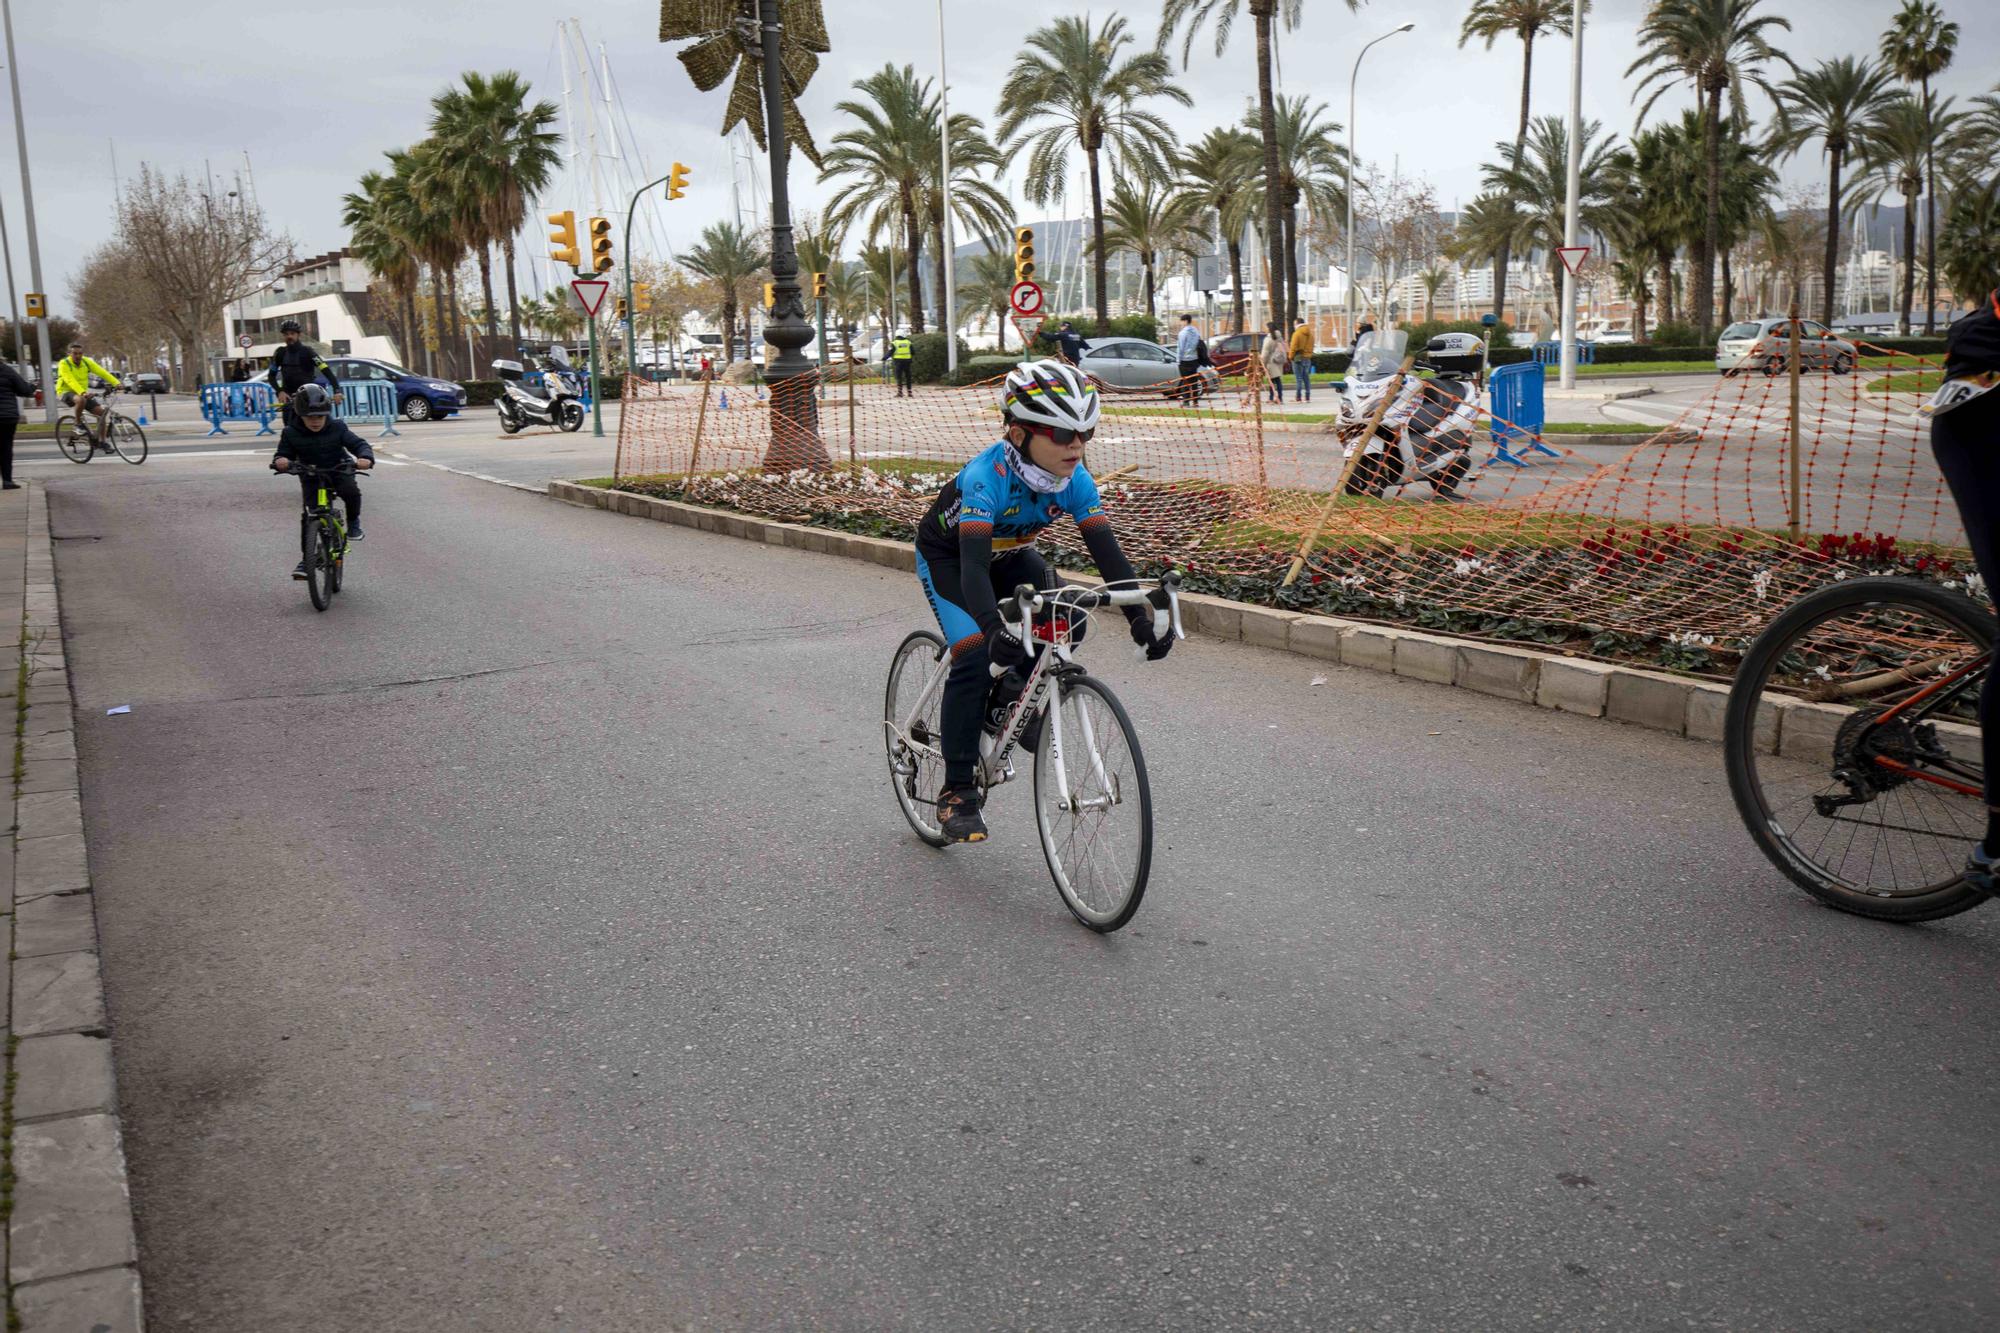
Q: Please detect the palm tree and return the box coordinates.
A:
[995,14,1190,333]
[428,71,561,351]
[1860,93,1964,334]
[968,242,1019,353]
[1158,0,1358,340]
[1449,193,1519,315]
[681,221,768,364]
[1937,170,2000,302]
[1880,0,1958,332]
[1713,118,1779,322]
[1612,116,1704,331]
[1480,116,1620,296]
[381,146,463,376]
[1418,267,1449,323]
[917,112,1011,327]
[1173,127,1259,333]
[1628,0,1793,338]
[341,171,421,366]
[1458,0,1585,323]
[1097,179,1205,318]
[1230,94,1346,327]
[1768,57,1897,326]
[821,65,936,333]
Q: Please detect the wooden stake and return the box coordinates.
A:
[1787,303,1803,539]
[682,365,716,491]
[1282,354,1415,587]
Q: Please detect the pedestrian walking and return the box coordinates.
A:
[1260,322,1289,403]
[1175,314,1201,405]
[1289,317,1315,403]
[0,357,32,489]
[892,330,914,397]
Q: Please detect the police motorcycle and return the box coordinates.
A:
[1335,330,1483,499]
[493,346,587,434]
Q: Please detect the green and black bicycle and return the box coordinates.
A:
[285,462,361,612]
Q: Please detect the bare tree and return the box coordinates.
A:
[71,241,176,372]
[116,165,292,382]
[1355,168,1442,322]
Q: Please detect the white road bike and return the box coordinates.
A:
[883,572,1184,932]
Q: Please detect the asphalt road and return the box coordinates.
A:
[47,456,2000,1330]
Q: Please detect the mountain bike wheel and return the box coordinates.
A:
[302,520,331,613]
[109,415,147,464]
[325,515,344,596]
[1033,673,1152,932]
[1725,576,1992,921]
[885,630,949,847]
[56,417,92,464]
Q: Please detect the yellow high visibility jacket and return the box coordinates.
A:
[892,337,913,360]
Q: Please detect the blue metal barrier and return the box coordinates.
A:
[334,381,401,438]
[199,382,276,436]
[1487,362,1560,468]
[1531,340,1597,365]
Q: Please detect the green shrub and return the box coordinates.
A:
[1401,317,1516,354]
[1030,312,1162,352]
[908,332,971,383]
[1649,320,1701,346]
[951,354,1024,386]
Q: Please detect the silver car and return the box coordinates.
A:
[1078,337,1221,399]
[1716,318,1858,376]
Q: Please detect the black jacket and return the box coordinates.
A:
[0,362,33,422]
[264,341,339,394]
[274,418,374,470]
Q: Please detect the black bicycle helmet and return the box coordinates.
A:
[293,383,333,416]
[279,318,302,334]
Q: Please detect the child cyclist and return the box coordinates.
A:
[915,359,1173,843]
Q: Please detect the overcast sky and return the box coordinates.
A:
[6,0,1997,312]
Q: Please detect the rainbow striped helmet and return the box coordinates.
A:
[1000,358,1099,434]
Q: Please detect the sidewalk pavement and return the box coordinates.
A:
[0,483,144,1330]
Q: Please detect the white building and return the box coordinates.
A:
[217,250,401,377]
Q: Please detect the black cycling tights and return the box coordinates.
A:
[298,474,362,549]
[925,549,1056,790]
[1929,397,2000,805]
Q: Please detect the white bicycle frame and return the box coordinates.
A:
[887,576,1185,800]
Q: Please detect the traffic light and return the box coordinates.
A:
[615,297,629,319]
[588,217,614,274]
[762,282,777,311]
[634,282,653,313]
[547,211,579,268]
[666,162,691,200]
[1013,226,1035,283]
[812,271,828,301]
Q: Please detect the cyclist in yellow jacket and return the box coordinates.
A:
[56,343,120,446]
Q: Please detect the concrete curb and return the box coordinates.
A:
[547,480,1806,754]
[7,485,144,1331]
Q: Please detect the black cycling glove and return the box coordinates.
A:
[1131,617,1173,661]
[987,627,1030,672]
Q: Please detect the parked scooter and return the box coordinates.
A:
[493,347,587,434]
[1336,330,1481,499]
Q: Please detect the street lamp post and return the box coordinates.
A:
[1557,0,1585,390]
[622,170,678,366]
[937,0,956,375]
[2,0,54,422]
[1345,23,1413,348]
[754,0,826,469]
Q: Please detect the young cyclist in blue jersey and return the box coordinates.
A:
[914,359,1174,843]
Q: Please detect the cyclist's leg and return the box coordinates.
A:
[915,552,988,791]
[1930,411,2000,852]
[334,474,362,529]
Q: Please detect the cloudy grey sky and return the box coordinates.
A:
[6,0,1997,311]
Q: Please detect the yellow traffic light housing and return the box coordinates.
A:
[762,282,777,311]
[666,162,691,200]
[634,282,653,313]
[615,297,629,319]
[547,210,580,268]
[588,217,614,275]
[812,271,828,300]
[1013,226,1035,283]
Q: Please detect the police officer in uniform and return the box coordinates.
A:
[892,330,914,397]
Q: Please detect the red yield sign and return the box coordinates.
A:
[1557,246,1591,278]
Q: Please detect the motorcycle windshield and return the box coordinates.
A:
[546,346,575,370]
[1350,329,1408,381]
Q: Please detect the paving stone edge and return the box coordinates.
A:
[6,484,144,1330]
[548,479,1781,753]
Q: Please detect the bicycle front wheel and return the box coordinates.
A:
[325,513,345,596]
[109,414,147,464]
[1725,576,1992,921]
[56,417,92,464]
[1034,673,1152,932]
[885,630,949,847]
[303,520,331,612]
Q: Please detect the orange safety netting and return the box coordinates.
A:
[608,342,1968,676]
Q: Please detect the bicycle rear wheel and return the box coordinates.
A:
[1725,576,1991,921]
[302,519,331,612]
[109,414,147,464]
[1034,673,1152,931]
[885,630,949,847]
[56,417,92,464]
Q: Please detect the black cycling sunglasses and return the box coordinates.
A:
[1028,423,1094,446]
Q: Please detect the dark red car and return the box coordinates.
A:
[1207,331,1262,377]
